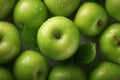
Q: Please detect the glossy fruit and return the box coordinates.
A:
[74,2,108,36]
[14,50,49,80]
[44,0,80,16]
[14,0,48,29]
[48,63,87,80]
[0,0,15,19]
[100,23,120,64]
[0,67,13,80]
[0,21,21,63]
[37,16,80,61]
[89,61,120,80]
[74,42,96,64]
[14,0,48,47]
[106,0,120,22]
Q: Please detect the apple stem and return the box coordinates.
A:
[97,20,103,27]
[54,32,61,39]
[113,35,120,45]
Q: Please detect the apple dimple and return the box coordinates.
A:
[113,35,120,45]
[54,31,61,39]
[97,19,103,27]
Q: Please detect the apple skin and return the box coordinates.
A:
[14,50,49,80]
[100,23,120,64]
[89,61,120,80]
[44,0,80,17]
[106,0,120,22]
[48,63,87,80]
[74,2,108,36]
[0,0,15,19]
[0,67,13,80]
[0,21,21,63]
[14,0,48,29]
[37,16,80,61]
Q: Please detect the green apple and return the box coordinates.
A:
[0,67,13,80]
[14,50,49,80]
[100,23,120,64]
[106,0,120,22]
[74,2,108,36]
[37,16,80,61]
[44,0,80,16]
[0,0,15,19]
[14,0,48,29]
[89,61,120,80]
[48,63,87,80]
[14,0,48,47]
[0,21,21,63]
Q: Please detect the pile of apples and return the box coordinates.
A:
[0,0,120,80]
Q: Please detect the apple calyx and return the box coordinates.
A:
[97,20,103,27]
[54,31,61,39]
[113,35,120,45]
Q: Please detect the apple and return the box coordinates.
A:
[74,2,108,36]
[14,0,48,29]
[100,23,120,64]
[48,63,87,80]
[0,67,13,80]
[44,0,80,17]
[105,0,120,22]
[14,50,49,80]
[37,16,80,61]
[14,0,48,47]
[89,61,120,80]
[0,0,15,19]
[0,21,21,63]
